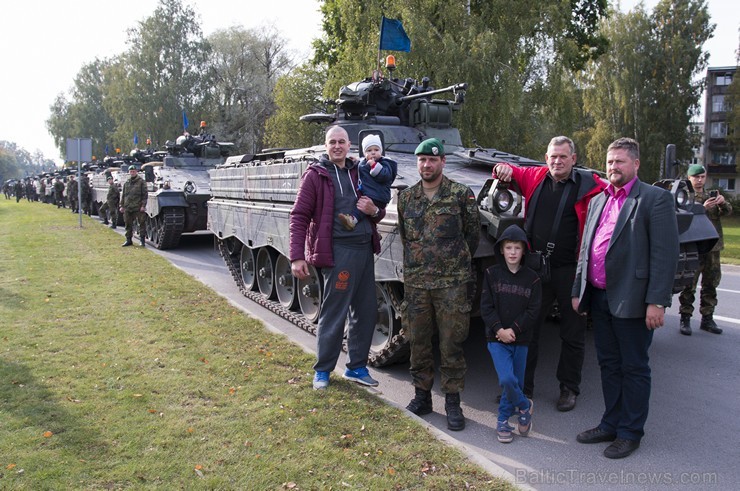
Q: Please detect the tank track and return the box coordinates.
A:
[156,208,186,250]
[216,239,410,367]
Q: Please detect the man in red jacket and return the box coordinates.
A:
[492,136,606,411]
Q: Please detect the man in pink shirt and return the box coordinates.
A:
[571,138,679,459]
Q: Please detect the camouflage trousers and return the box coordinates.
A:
[123,209,146,241]
[679,250,722,317]
[99,201,119,225]
[402,283,471,394]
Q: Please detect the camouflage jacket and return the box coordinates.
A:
[696,189,732,252]
[106,183,121,207]
[121,175,148,211]
[398,175,480,289]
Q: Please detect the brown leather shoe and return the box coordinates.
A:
[557,387,576,412]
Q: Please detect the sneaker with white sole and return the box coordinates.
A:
[313,371,330,390]
[343,366,379,387]
[518,398,533,436]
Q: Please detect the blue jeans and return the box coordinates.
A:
[488,342,530,421]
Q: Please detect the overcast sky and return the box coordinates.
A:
[0,0,736,165]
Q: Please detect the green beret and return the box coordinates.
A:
[687,164,706,176]
[415,138,445,157]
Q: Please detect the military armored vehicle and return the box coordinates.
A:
[207,67,718,367]
[90,155,137,226]
[140,133,233,249]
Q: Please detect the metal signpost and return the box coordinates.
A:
[65,138,92,227]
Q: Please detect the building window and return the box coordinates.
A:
[712,94,728,113]
[717,178,736,191]
[715,74,733,86]
[710,122,728,138]
[712,152,736,166]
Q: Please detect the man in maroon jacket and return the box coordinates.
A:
[492,136,606,411]
[290,126,385,391]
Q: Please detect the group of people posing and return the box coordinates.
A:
[289,128,729,460]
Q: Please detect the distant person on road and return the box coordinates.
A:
[338,134,397,230]
[66,175,79,213]
[120,165,147,247]
[98,177,120,228]
[53,177,65,208]
[572,137,679,459]
[289,126,385,391]
[492,136,606,412]
[398,137,480,431]
[678,164,732,335]
[480,224,541,443]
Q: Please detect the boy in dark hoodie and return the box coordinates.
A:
[480,224,542,443]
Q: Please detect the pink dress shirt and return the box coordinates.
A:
[587,177,638,289]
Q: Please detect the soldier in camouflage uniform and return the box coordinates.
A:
[53,177,65,208]
[120,165,148,247]
[98,177,120,228]
[678,164,732,335]
[398,137,480,431]
[80,174,92,215]
[66,176,79,213]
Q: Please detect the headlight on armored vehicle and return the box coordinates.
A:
[184,181,196,194]
[675,188,690,207]
[493,189,514,213]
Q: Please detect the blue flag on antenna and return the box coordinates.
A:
[134,132,139,145]
[379,16,411,52]
[182,110,189,130]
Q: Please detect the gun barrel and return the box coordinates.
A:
[398,83,468,102]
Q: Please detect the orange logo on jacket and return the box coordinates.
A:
[336,270,351,290]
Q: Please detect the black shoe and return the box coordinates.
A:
[140,236,146,247]
[604,438,640,459]
[680,315,692,336]
[406,388,432,416]
[557,387,577,412]
[122,240,133,247]
[577,427,617,444]
[109,224,116,229]
[103,220,109,225]
[445,392,465,431]
[700,316,723,334]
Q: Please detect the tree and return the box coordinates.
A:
[206,26,293,153]
[264,61,328,148]
[578,0,713,180]
[103,0,211,152]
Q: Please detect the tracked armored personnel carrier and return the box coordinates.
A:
[139,134,234,249]
[208,69,718,367]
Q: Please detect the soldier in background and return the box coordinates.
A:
[14,180,23,202]
[398,137,480,431]
[39,178,46,203]
[53,177,65,208]
[678,164,733,335]
[119,165,147,247]
[66,175,79,213]
[80,174,92,215]
[98,177,120,228]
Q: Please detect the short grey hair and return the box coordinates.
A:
[548,136,575,155]
[607,137,640,160]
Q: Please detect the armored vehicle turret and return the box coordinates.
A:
[139,132,234,249]
[208,68,717,367]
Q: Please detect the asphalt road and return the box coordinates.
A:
[142,232,739,490]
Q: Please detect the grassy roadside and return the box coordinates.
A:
[720,215,740,265]
[0,199,513,490]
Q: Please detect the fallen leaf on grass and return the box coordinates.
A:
[195,464,203,470]
[133,394,143,398]
[187,427,194,434]
[66,396,81,403]
[283,482,298,489]
[228,387,236,395]
[199,357,208,364]
[6,464,16,470]
[43,431,53,438]
[387,467,396,475]
[340,434,352,440]
[148,409,157,414]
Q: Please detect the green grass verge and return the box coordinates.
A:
[720,215,740,265]
[0,200,514,490]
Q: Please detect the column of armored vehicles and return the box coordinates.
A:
[53,69,717,368]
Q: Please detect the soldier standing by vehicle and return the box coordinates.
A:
[398,137,480,431]
[66,175,79,213]
[53,177,65,208]
[120,165,147,247]
[14,180,23,202]
[98,177,120,228]
[80,174,92,215]
[678,164,732,335]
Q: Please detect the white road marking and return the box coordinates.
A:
[717,288,740,294]
[713,315,740,326]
